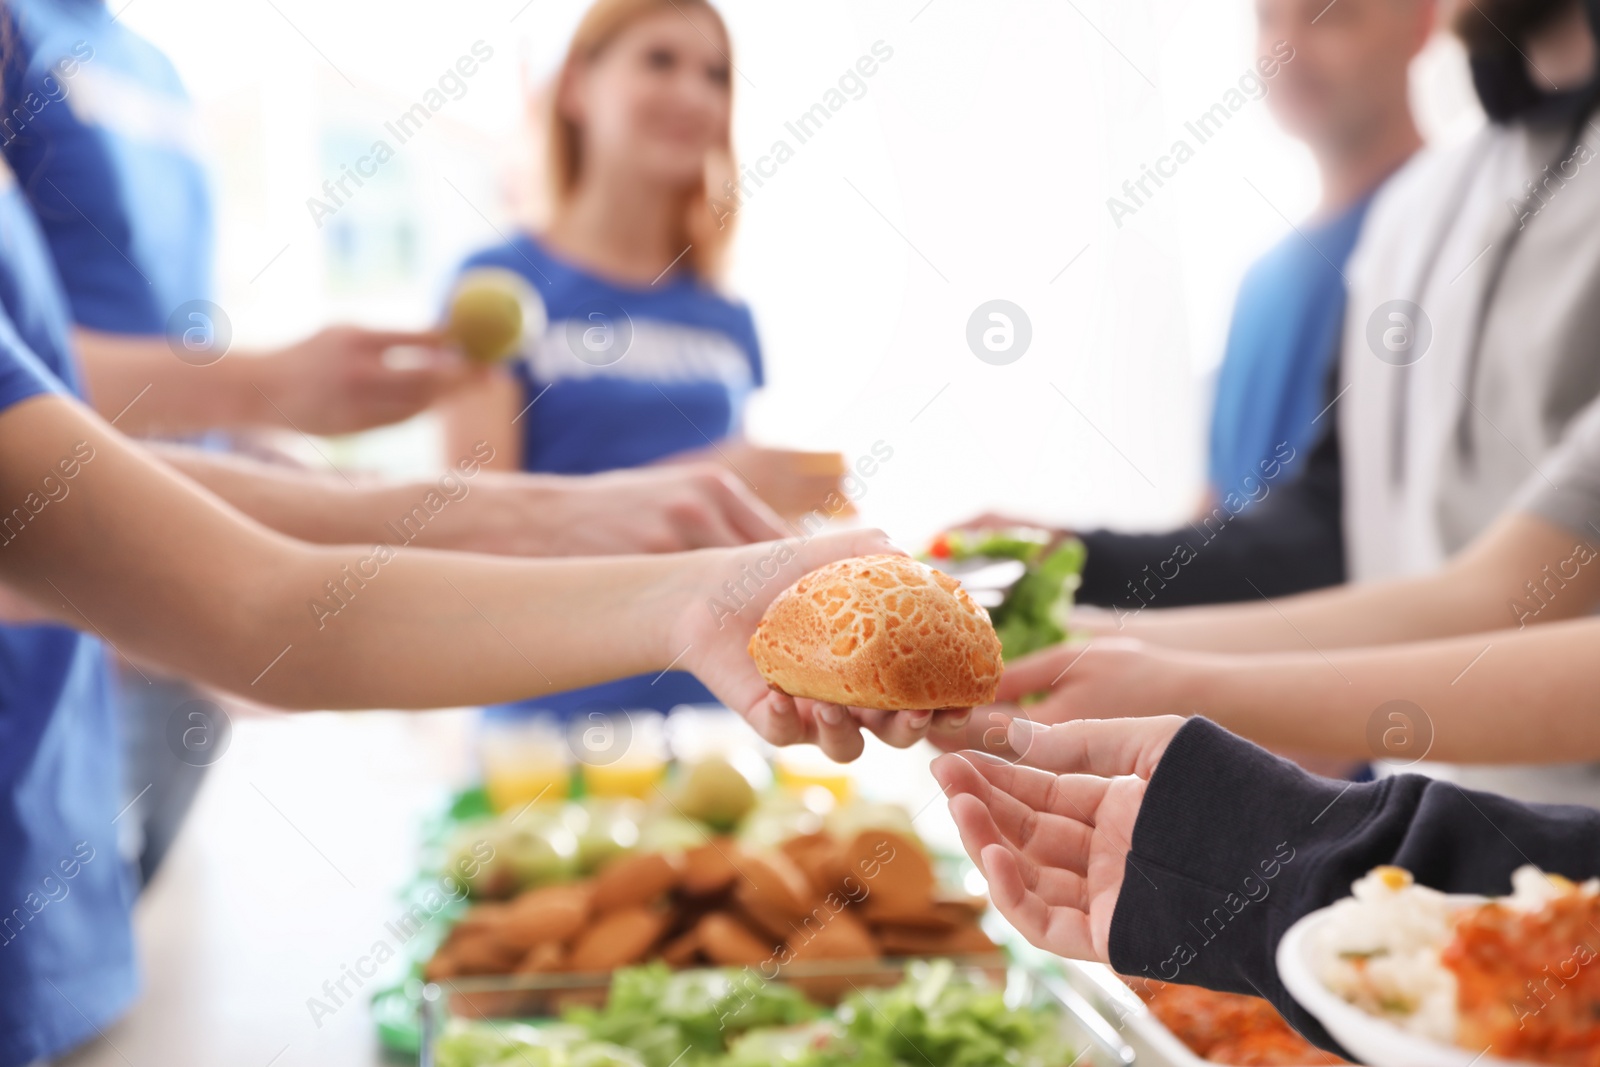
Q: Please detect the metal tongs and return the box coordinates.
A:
[927,557,1027,610]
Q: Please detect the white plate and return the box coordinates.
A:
[1276,897,1538,1067]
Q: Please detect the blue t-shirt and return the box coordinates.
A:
[0,177,136,1067]
[1207,194,1373,495]
[2,0,213,335]
[458,235,763,716]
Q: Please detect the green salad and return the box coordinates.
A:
[434,961,1076,1067]
[926,529,1086,661]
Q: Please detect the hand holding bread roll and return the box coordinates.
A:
[749,555,1003,710]
[674,533,978,762]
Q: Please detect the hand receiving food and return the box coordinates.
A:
[676,537,984,762]
[932,715,1186,963]
[930,638,1204,757]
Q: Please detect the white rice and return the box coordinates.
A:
[1305,866,1600,1045]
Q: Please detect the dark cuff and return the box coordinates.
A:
[1106,718,1386,1053]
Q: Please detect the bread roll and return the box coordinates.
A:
[748,555,1002,710]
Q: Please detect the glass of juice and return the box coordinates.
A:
[479,714,572,813]
[574,709,668,799]
[774,743,855,807]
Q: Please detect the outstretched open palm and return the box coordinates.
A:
[932,715,1185,962]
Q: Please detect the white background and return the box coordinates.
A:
[124,0,1483,545]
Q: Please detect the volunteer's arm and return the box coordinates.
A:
[1075,415,1347,611]
[933,716,1600,1053]
[0,393,906,760]
[1088,390,1600,653]
[75,326,473,436]
[435,365,523,472]
[1083,511,1597,652]
[147,444,788,555]
[962,600,1600,763]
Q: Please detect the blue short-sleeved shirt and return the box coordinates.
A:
[2,0,213,335]
[1207,194,1373,496]
[459,235,763,716]
[0,173,136,1067]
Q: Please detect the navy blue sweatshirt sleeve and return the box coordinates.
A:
[1076,412,1345,610]
[1107,718,1600,1053]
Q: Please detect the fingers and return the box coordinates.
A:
[1008,715,1186,780]
[357,328,454,352]
[706,473,789,543]
[806,701,866,763]
[858,707,933,748]
[741,691,812,748]
[670,497,743,550]
[934,753,1103,860]
[979,842,1099,961]
[946,793,1089,915]
[788,528,905,577]
[925,707,977,753]
[993,643,1085,702]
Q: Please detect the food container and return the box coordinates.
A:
[419,957,1134,1067]
[1276,896,1527,1067]
[1064,960,1349,1067]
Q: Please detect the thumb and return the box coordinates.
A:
[994,642,1088,701]
[788,528,905,573]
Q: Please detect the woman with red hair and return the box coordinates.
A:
[440,0,847,718]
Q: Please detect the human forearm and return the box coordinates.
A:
[2,396,699,707]
[1110,513,1598,653]
[1110,570,1461,652]
[76,329,274,433]
[1185,618,1600,761]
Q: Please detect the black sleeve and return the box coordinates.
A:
[1107,718,1600,1054]
[1075,417,1345,609]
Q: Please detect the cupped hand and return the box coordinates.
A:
[262,326,473,435]
[929,638,1200,759]
[932,715,1185,962]
[676,529,968,761]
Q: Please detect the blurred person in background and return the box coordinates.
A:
[0,0,471,440]
[959,0,1600,809]
[437,0,849,719]
[966,0,1434,608]
[943,387,1600,773]
[0,0,480,889]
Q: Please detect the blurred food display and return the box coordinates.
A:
[431,960,1082,1067]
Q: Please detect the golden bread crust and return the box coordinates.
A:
[747,555,1003,710]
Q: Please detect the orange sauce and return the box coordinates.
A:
[1124,976,1350,1065]
[1444,892,1600,1065]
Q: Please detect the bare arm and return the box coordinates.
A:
[147,444,787,555]
[76,326,473,436]
[436,365,522,472]
[974,613,1600,765]
[1085,513,1600,651]
[0,393,910,763]
[1174,621,1600,761]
